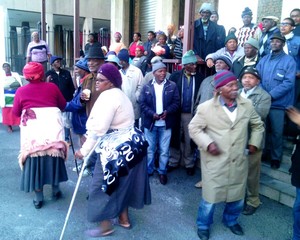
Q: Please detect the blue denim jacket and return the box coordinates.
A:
[286,35,300,74]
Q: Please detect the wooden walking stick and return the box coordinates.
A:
[59,138,100,240]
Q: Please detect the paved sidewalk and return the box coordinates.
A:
[0,124,294,240]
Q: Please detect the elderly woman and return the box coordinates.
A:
[26,31,52,72]
[0,62,22,132]
[109,32,127,55]
[75,63,151,237]
[153,33,171,59]
[12,62,68,209]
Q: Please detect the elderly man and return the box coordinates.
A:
[193,2,225,60]
[140,62,180,185]
[259,16,280,57]
[195,55,232,108]
[168,50,204,175]
[118,49,144,127]
[257,33,296,169]
[79,45,106,176]
[46,56,74,102]
[65,58,90,147]
[46,56,75,144]
[206,33,244,69]
[26,31,51,72]
[81,44,106,117]
[193,55,232,188]
[239,67,271,215]
[236,7,261,47]
[232,37,260,78]
[189,70,264,240]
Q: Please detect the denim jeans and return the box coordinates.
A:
[144,126,171,175]
[196,198,244,230]
[293,187,300,240]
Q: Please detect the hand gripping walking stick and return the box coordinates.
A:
[59,139,100,240]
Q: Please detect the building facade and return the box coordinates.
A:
[0,0,297,74]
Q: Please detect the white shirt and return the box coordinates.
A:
[152,78,166,126]
[240,86,257,99]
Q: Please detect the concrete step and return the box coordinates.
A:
[283,136,295,164]
[260,150,292,165]
[282,153,292,165]
[261,161,291,184]
[259,173,295,208]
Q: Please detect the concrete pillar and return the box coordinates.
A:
[0,6,8,64]
[110,0,130,47]
[82,17,93,47]
[155,0,180,34]
[45,13,54,56]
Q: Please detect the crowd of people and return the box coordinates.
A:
[0,2,300,240]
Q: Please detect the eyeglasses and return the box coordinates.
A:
[95,78,109,83]
[280,22,292,26]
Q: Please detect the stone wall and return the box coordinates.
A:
[256,0,283,23]
[194,0,219,20]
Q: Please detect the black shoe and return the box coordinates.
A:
[186,167,195,176]
[197,229,209,240]
[52,191,62,200]
[33,200,43,209]
[228,223,244,235]
[159,174,168,185]
[271,160,280,169]
[167,165,179,172]
[242,204,257,215]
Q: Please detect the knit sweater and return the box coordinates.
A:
[13,82,66,117]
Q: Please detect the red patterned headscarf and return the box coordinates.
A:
[23,62,44,82]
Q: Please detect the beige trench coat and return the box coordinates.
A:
[188,95,264,204]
